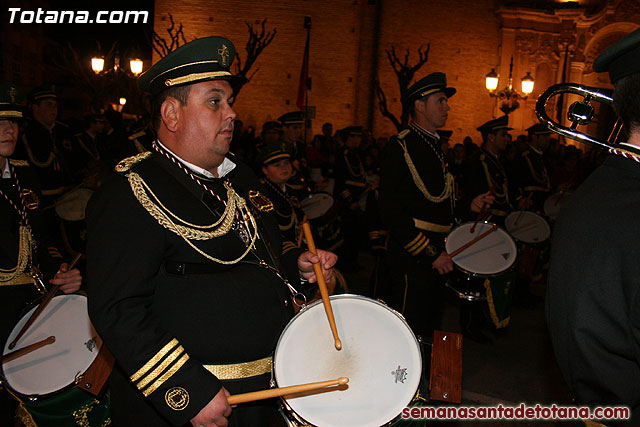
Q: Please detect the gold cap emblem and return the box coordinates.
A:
[218,45,230,67]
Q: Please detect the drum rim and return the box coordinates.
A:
[504,211,551,244]
[273,294,423,427]
[446,221,518,277]
[1,293,101,400]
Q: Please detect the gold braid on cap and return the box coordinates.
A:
[0,226,33,283]
[397,139,454,203]
[127,172,258,264]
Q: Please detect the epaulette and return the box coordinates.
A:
[129,130,146,140]
[397,129,410,140]
[9,159,29,167]
[115,152,152,173]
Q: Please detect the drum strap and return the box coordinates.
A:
[203,356,272,380]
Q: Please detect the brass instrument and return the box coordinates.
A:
[536,83,623,149]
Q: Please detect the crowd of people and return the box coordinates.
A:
[1,27,639,426]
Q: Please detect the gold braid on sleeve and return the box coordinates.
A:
[398,140,454,203]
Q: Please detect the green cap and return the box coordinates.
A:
[138,36,243,95]
[0,83,24,119]
[261,141,291,165]
[477,115,512,133]
[525,123,552,135]
[278,111,304,126]
[402,72,456,106]
[28,83,56,103]
[593,28,640,84]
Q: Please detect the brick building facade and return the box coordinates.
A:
[153,0,640,145]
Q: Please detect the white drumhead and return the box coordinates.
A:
[274,295,421,427]
[55,188,93,221]
[3,294,101,396]
[505,211,550,243]
[301,193,334,219]
[445,222,517,276]
[543,192,571,220]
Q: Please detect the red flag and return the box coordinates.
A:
[296,30,310,111]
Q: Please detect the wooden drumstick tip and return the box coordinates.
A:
[337,376,349,385]
[334,338,342,351]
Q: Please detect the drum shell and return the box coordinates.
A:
[274,295,422,427]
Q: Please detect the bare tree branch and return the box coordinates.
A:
[377,43,431,130]
[150,14,188,58]
[233,19,277,96]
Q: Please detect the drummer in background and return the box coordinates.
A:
[456,116,518,341]
[547,28,640,421]
[334,126,368,272]
[0,83,82,424]
[259,141,305,255]
[513,123,552,213]
[378,72,493,341]
[86,36,336,427]
[277,111,310,202]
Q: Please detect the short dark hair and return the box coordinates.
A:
[151,85,192,131]
[613,73,640,133]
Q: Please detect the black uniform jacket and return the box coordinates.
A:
[1,161,62,343]
[547,147,640,420]
[334,148,367,205]
[461,148,512,222]
[378,125,454,262]
[87,151,299,425]
[514,145,550,212]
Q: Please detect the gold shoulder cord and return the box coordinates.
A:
[397,139,454,203]
[127,172,258,264]
[524,153,550,187]
[21,134,55,168]
[480,157,508,202]
[0,226,33,282]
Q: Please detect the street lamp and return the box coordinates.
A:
[91,57,105,73]
[130,59,143,75]
[486,56,535,115]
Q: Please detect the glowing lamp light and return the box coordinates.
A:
[119,98,127,106]
[485,69,499,91]
[521,72,535,95]
[91,57,105,73]
[130,59,143,75]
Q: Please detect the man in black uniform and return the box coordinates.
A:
[378,72,492,339]
[333,126,368,270]
[546,28,640,423]
[514,123,552,213]
[86,37,336,427]
[0,83,82,424]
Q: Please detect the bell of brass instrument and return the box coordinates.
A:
[536,83,623,149]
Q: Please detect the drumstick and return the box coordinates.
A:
[2,336,55,364]
[448,223,498,259]
[296,215,308,248]
[514,193,533,225]
[470,185,496,234]
[301,222,342,351]
[227,377,349,405]
[8,253,82,350]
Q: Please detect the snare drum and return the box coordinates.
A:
[543,191,571,221]
[55,188,93,222]
[2,294,110,426]
[445,221,517,278]
[275,295,422,427]
[504,211,550,245]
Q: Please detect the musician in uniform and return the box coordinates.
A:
[259,141,304,254]
[378,72,492,340]
[547,28,640,422]
[514,123,552,213]
[333,126,368,270]
[277,111,310,202]
[86,36,337,427]
[452,116,517,340]
[0,83,82,424]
